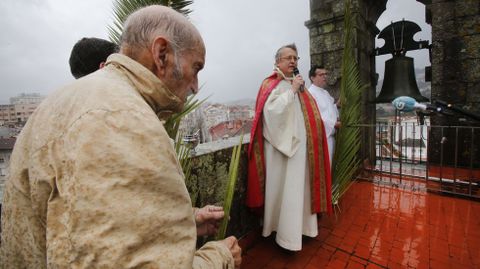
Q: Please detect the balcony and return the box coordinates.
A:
[0,122,478,268]
[185,121,479,268]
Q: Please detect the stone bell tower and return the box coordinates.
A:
[306,0,480,171]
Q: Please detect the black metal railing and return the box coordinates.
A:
[355,120,480,199]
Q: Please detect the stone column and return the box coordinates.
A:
[429,0,480,169]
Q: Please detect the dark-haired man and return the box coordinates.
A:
[308,65,341,166]
[69,37,118,79]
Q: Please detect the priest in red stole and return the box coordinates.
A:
[247,43,332,251]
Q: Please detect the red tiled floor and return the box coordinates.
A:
[240,179,480,269]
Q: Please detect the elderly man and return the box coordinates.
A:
[308,65,341,166]
[0,5,241,269]
[247,44,332,251]
[69,37,119,79]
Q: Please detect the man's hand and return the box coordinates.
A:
[292,74,304,93]
[222,236,242,269]
[335,121,342,129]
[195,205,224,236]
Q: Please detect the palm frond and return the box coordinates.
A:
[108,0,193,44]
[164,95,208,140]
[331,0,366,204]
[216,134,244,240]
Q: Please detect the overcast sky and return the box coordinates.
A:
[0,0,430,104]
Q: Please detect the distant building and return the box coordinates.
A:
[203,104,229,128]
[176,102,255,143]
[0,104,16,124]
[228,105,253,121]
[0,137,16,201]
[209,120,253,142]
[0,93,45,126]
[10,93,45,105]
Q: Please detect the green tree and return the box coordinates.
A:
[108,0,193,44]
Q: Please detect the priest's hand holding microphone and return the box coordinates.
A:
[292,67,305,93]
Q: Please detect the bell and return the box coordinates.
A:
[375,55,429,103]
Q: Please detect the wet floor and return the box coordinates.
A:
[241,180,480,268]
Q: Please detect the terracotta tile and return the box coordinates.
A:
[342,236,360,247]
[332,250,351,262]
[389,248,409,266]
[354,245,371,260]
[430,249,450,264]
[429,259,451,269]
[368,255,388,268]
[304,264,321,269]
[345,260,365,269]
[265,260,286,269]
[326,234,344,247]
[307,255,330,268]
[332,228,349,239]
[240,181,480,269]
[386,261,404,269]
[349,255,368,266]
[318,228,331,242]
[326,259,348,269]
[365,263,383,269]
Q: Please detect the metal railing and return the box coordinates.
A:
[356,120,480,199]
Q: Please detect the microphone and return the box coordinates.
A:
[392,96,436,112]
[292,67,304,92]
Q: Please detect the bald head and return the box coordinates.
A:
[118,5,206,106]
[120,5,203,54]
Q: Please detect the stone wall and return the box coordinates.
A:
[428,0,480,168]
[187,137,258,240]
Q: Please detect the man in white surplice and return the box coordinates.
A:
[308,66,341,165]
[247,44,333,251]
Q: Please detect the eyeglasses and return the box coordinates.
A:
[316,72,328,77]
[279,56,300,62]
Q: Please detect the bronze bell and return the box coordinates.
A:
[375,54,429,103]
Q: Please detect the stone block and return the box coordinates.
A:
[310,33,344,54]
[466,82,480,104]
[463,35,480,59]
[432,2,455,23]
[462,58,480,82]
[432,20,456,41]
[454,0,480,17]
[456,16,480,36]
[432,81,467,103]
[431,40,445,63]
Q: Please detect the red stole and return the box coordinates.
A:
[247,73,332,214]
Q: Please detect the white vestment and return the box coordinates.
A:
[308,84,339,166]
[261,80,318,251]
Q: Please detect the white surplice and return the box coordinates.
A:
[261,80,318,251]
[308,84,339,166]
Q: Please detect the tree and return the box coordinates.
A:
[108,0,193,44]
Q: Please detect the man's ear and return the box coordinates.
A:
[152,36,169,75]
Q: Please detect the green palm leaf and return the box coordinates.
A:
[216,134,244,240]
[331,0,367,204]
[164,94,208,140]
[108,0,193,44]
